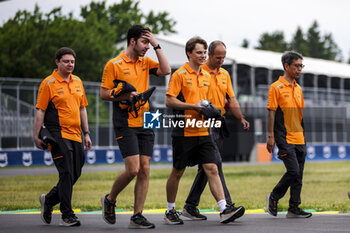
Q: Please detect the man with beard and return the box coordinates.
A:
[100,25,170,228]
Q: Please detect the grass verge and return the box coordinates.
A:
[0,161,349,212]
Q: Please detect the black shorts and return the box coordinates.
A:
[172,136,217,170]
[114,127,155,158]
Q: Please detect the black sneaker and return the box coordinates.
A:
[220,204,245,224]
[60,214,81,226]
[182,205,207,220]
[39,194,53,224]
[101,194,116,224]
[286,208,312,218]
[266,193,278,216]
[128,213,155,229]
[164,208,184,225]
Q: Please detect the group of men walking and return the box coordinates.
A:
[34,24,311,228]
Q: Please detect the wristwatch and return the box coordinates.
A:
[153,44,161,51]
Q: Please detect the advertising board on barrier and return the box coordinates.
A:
[271,144,350,162]
[0,144,349,167]
[0,146,174,167]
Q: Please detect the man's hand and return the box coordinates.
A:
[266,136,275,153]
[193,101,203,112]
[34,136,46,150]
[143,31,158,47]
[199,102,222,119]
[241,118,250,131]
[84,134,92,151]
[127,91,138,102]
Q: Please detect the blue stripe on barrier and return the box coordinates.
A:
[271,144,350,161]
[0,146,173,167]
[1,144,349,167]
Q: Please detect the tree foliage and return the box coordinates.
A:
[251,20,343,62]
[80,0,176,44]
[0,0,176,81]
[289,26,308,55]
[241,38,249,48]
[255,31,288,53]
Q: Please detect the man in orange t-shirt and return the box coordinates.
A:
[266,51,311,218]
[183,41,249,221]
[34,47,92,226]
[164,37,239,225]
[100,25,170,229]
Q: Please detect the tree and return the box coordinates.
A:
[255,31,288,52]
[0,5,116,81]
[0,0,176,80]
[241,38,249,48]
[289,26,309,56]
[322,33,342,61]
[253,21,343,62]
[81,0,176,44]
[306,21,325,59]
[305,21,342,61]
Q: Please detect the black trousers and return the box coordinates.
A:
[45,135,85,218]
[185,126,232,207]
[272,143,306,210]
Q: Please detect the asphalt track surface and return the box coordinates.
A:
[1,213,350,233]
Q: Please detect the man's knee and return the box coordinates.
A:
[124,155,141,177]
[138,163,150,178]
[170,168,185,180]
[286,170,299,178]
[58,171,74,184]
[203,163,219,177]
[126,166,140,177]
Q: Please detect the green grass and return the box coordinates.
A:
[1,161,350,212]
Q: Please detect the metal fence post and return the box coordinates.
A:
[0,86,2,149]
[16,85,20,149]
[95,89,99,147]
[109,101,113,147]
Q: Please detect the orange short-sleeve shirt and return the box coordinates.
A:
[36,69,88,142]
[101,52,159,127]
[267,76,305,144]
[166,62,211,137]
[202,63,235,115]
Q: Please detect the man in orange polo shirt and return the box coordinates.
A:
[100,24,170,229]
[34,47,92,226]
[164,37,238,225]
[266,51,312,218]
[182,41,249,221]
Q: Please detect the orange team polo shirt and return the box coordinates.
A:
[267,76,305,145]
[36,69,88,143]
[202,63,235,115]
[101,51,159,127]
[166,62,211,137]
